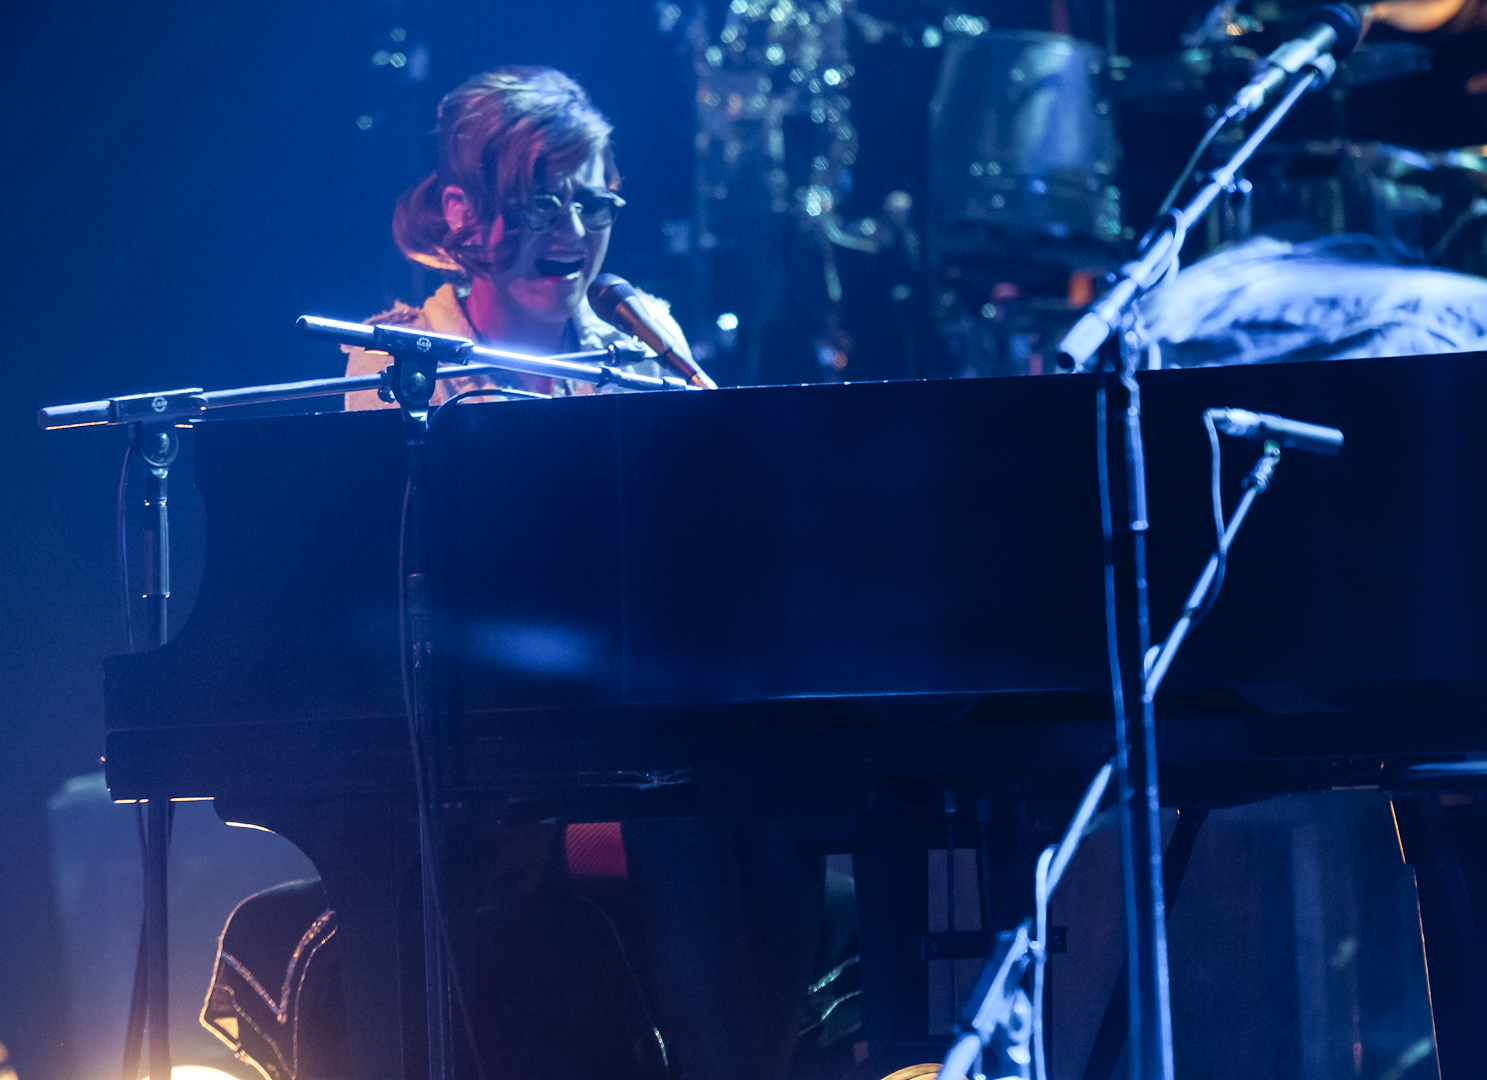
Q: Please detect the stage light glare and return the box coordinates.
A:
[141,1067,239,1080]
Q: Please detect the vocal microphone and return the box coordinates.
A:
[587,274,718,389]
[1226,4,1363,120]
[1208,408,1344,455]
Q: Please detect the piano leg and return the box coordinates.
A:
[854,847,937,1073]
[1391,793,1487,1080]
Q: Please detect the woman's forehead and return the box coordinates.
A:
[536,152,607,194]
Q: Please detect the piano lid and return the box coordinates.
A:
[105,353,1487,744]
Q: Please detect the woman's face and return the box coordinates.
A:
[445,151,612,328]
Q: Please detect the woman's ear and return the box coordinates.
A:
[442,185,472,233]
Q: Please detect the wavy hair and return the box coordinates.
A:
[392,66,618,277]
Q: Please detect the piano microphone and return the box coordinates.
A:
[587,274,718,389]
[1207,408,1344,455]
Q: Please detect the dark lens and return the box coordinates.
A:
[576,191,619,229]
[527,194,564,231]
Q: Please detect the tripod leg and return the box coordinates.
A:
[145,800,170,1080]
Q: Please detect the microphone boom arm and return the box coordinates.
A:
[1059,57,1334,372]
[39,317,696,429]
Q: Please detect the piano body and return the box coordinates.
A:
[103,354,1487,1077]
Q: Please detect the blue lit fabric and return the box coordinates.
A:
[1140,234,1487,367]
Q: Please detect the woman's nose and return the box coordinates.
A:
[554,203,585,239]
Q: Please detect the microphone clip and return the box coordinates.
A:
[1302,51,1338,87]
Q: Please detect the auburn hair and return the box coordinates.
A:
[392,66,619,277]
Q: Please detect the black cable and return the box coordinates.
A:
[572,891,671,1073]
[1189,410,1228,630]
[1154,110,1231,219]
[1096,368,1128,748]
[117,440,135,655]
[397,478,491,1080]
[429,386,549,426]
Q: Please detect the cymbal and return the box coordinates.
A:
[1336,40,1433,86]
[877,1066,943,1080]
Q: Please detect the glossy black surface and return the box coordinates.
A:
[103,353,1487,800]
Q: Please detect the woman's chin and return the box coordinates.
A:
[509,276,585,323]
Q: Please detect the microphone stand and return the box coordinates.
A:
[40,327,690,430]
[1058,56,1335,375]
[1054,56,1335,1080]
[39,319,694,1080]
[1142,443,1282,699]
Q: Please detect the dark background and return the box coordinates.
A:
[0,4,693,1074]
[0,1,1478,1076]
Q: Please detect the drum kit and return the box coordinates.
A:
[920,1,1487,377]
[668,0,1487,381]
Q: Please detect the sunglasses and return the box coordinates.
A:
[504,189,625,233]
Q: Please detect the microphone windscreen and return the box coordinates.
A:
[1316,4,1363,58]
[587,274,638,323]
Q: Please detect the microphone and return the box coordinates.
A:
[1208,408,1344,455]
[587,274,718,389]
[1226,4,1363,119]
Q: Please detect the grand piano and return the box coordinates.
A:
[103,354,1487,1078]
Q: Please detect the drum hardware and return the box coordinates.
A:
[926,29,1124,378]
[928,30,1122,259]
[1430,196,1487,262]
[1411,147,1487,269]
[1234,140,1487,271]
[1245,140,1442,252]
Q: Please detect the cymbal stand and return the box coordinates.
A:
[1053,52,1338,1080]
[36,317,696,1080]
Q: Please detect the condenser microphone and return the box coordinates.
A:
[1208,408,1344,455]
[1227,4,1363,119]
[587,274,718,389]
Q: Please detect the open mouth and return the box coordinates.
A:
[534,256,584,278]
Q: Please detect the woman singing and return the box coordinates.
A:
[343,65,691,407]
[207,66,832,1080]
